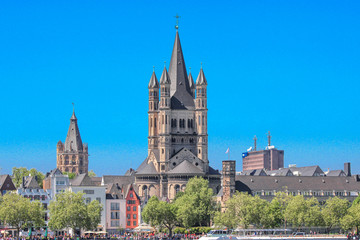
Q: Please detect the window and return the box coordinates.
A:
[133,221,137,226]
[86,197,91,204]
[111,220,120,227]
[96,197,101,203]
[56,181,65,185]
[130,193,133,198]
[127,200,136,204]
[127,214,131,219]
[127,206,131,211]
[111,203,120,210]
[127,221,130,226]
[111,212,120,220]
[133,214,137,219]
[83,190,94,194]
[175,185,180,194]
[133,206,136,211]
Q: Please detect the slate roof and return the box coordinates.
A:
[168,160,205,175]
[106,183,125,199]
[235,175,360,192]
[136,159,158,175]
[327,170,346,177]
[289,165,324,176]
[241,169,267,176]
[208,166,221,175]
[168,31,194,110]
[148,71,159,88]
[196,68,207,86]
[102,175,135,186]
[23,176,40,189]
[64,110,84,152]
[160,67,171,85]
[91,177,102,186]
[71,173,95,186]
[266,168,293,176]
[188,72,195,91]
[0,175,8,187]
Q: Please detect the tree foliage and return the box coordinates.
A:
[62,172,76,179]
[0,193,45,236]
[142,196,178,237]
[341,202,360,232]
[12,167,45,188]
[175,177,217,228]
[48,191,103,235]
[322,196,349,231]
[88,170,96,177]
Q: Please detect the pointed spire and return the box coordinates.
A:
[148,71,159,89]
[196,68,207,86]
[160,66,171,84]
[168,31,194,109]
[71,103,77,120]
[65,110,83,152]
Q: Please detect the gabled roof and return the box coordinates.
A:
[148,71,159,89]
[267,168,293,176]
[64,110,84,152]
[106,183,125,199]
[327,170,347,177]
[188,72,195,90]
[71,173,95,186]
[23,176,40,189]
[168,31,194,110]
[208,166,221,175]
[102,175,134,186]
[241,169,267,176]
[136,158,158,175]
[168,160,204,175]
[289,165,324,176]
[196,68,207,86]
[0,175,16,191]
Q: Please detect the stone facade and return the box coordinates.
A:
[221,161,236,205]
[56,111,88,174]
[135,29,221,200]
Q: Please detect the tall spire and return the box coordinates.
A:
[168,31,194,109]
[64,109,83,152]
[160,66,170,84]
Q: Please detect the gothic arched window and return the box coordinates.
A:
[175,185,180,195]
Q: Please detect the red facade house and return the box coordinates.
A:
[125,184,140,229]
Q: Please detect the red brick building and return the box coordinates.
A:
[125,184,140,229]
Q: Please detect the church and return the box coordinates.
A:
[135,27,221,200]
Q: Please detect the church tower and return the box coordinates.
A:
[135,24,221,200]
[57,109,88,174]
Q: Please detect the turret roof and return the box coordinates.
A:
[196,68,207,86]
[160,66,171,84]
[148,71,159,89]
[188,72,195,90]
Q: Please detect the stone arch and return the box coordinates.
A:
[181,184,186,191]
[149,185,156,197]
[142,185,148,197]
[72,167,76,173]
[174,184,180,197]
[65,167,69,172]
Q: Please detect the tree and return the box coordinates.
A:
[285,196,323,229]
[142,196,178,237]
[175,177,217,228]
[12,167,45,188]
[322,197,349,232]
[0,193,45,237]
[214,192,267,229]
[341,202,360,233]
[62,172,76,179]
[88,170,96,177]
[48,191,102,236]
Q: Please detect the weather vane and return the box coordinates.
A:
[175,14,180,30]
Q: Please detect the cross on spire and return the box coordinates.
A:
[174,14,181,30]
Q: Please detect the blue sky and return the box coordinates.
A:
[0,0,359,176]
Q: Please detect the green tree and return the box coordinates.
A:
[142,196,178,237]
[62,172,76,179]
[175,177,217,227]
[48,191,103,236]
[0,193,45,237]
[352,195,360,206]
[214,192,267,229]
[322,197,349,232]
[341,202,360,233]
[88,170,96,177]
[12,167,45,188]
[285,196,323,229]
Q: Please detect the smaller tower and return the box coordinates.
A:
[188,69,195,97]
[148,70,160,155]
[195,67,208,167]
[221,160,236,205]
[57,109,88,174]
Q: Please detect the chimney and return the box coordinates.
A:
[344,162,351,177]
[22,176,25,188]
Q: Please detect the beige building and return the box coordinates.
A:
[56,110,89,174]
[135,28,221,200]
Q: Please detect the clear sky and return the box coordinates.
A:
[0,0,359,176]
